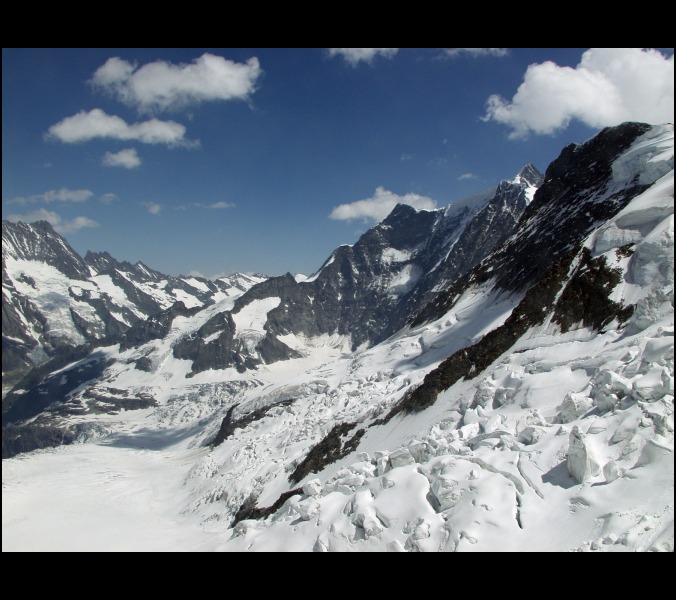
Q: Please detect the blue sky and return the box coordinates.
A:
[3,48,673,278]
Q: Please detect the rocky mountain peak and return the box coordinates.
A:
[514,163,544,188]
[2,219,91,281]
[84,250,119,274]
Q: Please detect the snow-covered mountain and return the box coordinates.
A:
[140,164,540,378]
[1,219,265,389]
[2,122,673,552]
[2,164,540,442]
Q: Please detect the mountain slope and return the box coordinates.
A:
[164,166,541,377]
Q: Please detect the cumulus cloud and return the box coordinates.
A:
[443,48,508,58]
[102,148,141,169]
[328,48,399,66]
[329,186,437,223]
[91,54,262,112]
[7,188,93,205]
[484,48,675,139]
[458,173,477,180]
[142,201,162,215]
[6,208,99,234]
[47,109,191,146]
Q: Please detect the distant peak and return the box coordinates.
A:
[32,219,56,230]
[387,203,418,219]
[17,219,59,237]
[85,250,114,261]
[513,164,544,187]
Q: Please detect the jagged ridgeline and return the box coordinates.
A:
[2,219,264,388]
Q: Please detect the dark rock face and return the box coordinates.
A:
[3,350,111,424]
[231,488,304,528]
[119,301,198,351]
[211,399,295,447]
[85,250,131,276]
[3,422,81,459]
[2,296,45,378]
[133,356,153,371]
[95,268,164,317]
[2,344,96,418]
[81,387,157,414]
[284,169,537,349]
[552,247,634,332]
[258,332,303,364]
[289,421,365,484]
[173,310,259,375]
[405,164,542,313]
[172,298,304,376]
[415,123,652,326]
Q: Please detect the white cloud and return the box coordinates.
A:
[443,48,508,58]
[91,54,261,112]
[47,109,191,146]
[328,48,399,66]
[484,48,675,139]
[100,192,119,204]
[400,153,414,161]
[7,188,93,205]
[197,201,235,209]
[329,186,437,223]
[6,208,99,234]
[142,201,162,215]
[102,148,141,169]
[176,200,236,210]
[458,173,477,180]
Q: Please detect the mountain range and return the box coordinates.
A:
[2,122,673,552]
